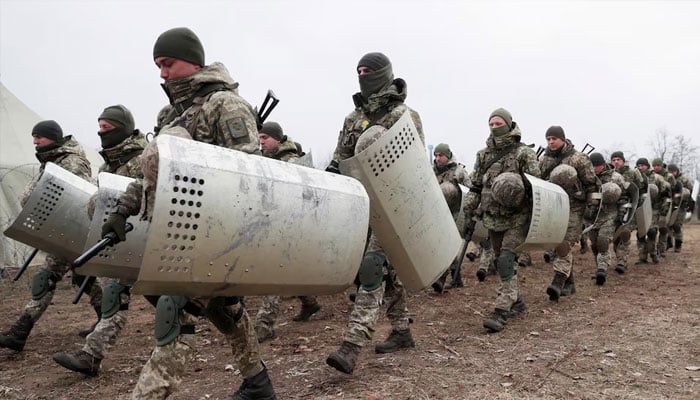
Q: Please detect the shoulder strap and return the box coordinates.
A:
[479,143,522,176]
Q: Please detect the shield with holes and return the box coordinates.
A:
[4,162,97,260]
[131,135,370,297]
[74,173,149,283]
[339,111,462,291]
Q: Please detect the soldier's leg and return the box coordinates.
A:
[292,295,321,322]
[672,222,683,252]
[254,295,280,342]
[657,216,668,257]
[71,272,103,338]
[614,225,631,273]
[476,238,494,282]
[549,210,580,301]
[594,221,615,286]
[375,267,414,354]
[647,226,659,264]
[132,296,196,400]
[484,228,525,333]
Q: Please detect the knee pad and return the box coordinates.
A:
[358,251,386,291]
[155,295,189,346]
[101,281,130,319]
[617,229,631,242]
[205,296,244,334]
[648,228,657,240]
[31,269,57,300]
[496,250,516,281]
[596,237,610,252]
[658,227,668,235]
[555,241,570,257]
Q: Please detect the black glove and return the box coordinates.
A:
[102,213,127,242]
[325,160,340,174]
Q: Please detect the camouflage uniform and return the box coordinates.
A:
[0,136,93,350]
[113,62,266,399]
[613,164,647,270]
[639,169,671,262]
[652,166,675,257]
[539,139,599,292]
[331,77,423,349]
[669,171,693,247]
[464,122,540,321]
[255,136,320,339]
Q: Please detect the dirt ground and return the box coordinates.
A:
[1,224,699,400]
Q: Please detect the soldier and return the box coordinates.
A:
[667,164,693,252]
[538,126,599,300]
[588,153,630,285]
[610,151,647,274]
[431,143,470,292]
[100,28,275,399]
[254,121,321,342]
[325,52,420,374]
[463,108,538,333]
[0,120,95,352]
[636,158,671,264]
[52,105,147,376]
[651,158,675,258]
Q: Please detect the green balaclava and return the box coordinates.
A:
[489,108,513,136]
[434,143,452,159]
[357,52,394,100]
[98,105,135,149]
[153,27,205,67]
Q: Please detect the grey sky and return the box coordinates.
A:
[1,0,699,170]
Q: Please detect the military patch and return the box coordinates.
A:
[361,120,369,130]
[225,117,250,145]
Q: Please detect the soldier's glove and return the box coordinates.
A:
[325,160,340,174]
[102,213,127,242]
[583,205,597,223]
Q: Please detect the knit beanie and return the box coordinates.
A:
[434,143,452,159]
[545,126,566,140]
[31,120,63,141]
[153,27,205,66]
[99,105,135,133]
[667,164,679,172]
[260,121,286,142]
[652,158,663,167]
[489,108,513,136]
[636,158,650,168]
[610,151,625,161]
[589,152,605,166]
[357,52,391,72]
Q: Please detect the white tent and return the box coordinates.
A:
[0,82,102,268]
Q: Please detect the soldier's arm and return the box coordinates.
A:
[518,147,541,178]
[115,179,144,217]
[210,92,260,155]
[331,115,356,163]
[577,154,600,195]
[409,109,425,145]
[61,154,92,182]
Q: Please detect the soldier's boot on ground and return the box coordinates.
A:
[229,367,276,400]
[614,263,626,274]
[52,350,101,377]
[580,238,589,254]
[79,305,102,338]
[666,236,673,250]
[674,239,682,253]
[651,252,660,264]
[511,296,527,315]
[254,323,275,344]
[374,329,415,354]
[0,314,34,352]
[466,252,477,262]
[561,271,576,296]
[292,303,321,322]
[543,251,554,263]
[475,268,487,282]
[326,341,361,374]
[483,308,513,333]
[517,254,532,268]
[546,271,567,302]
[431,272,448,293]
[595,269,607,286]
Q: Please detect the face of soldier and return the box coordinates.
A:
[32,134,54,148]
[546,136,565,151]
[259,133,281,154]
[434,152,449,166]
[155,56,201,81]
[611,157,624,169]
[98,120,117,134]
[670,170,678,176]
[653,165,662,173]
[638,164,649,172]
[357,66,374,75]
[593,164,605,175]
[488,116,506,129]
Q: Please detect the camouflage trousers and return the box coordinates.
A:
[132,300,263,400]
[23,253,101,323]
[552,209,583,277]
[613,224,631,268]
[589,218,617,273]
[657,215,669,256]
[637,212,660,260]
[489,224,526,311]
[255,295,319,330]
[83,280,131,359]
[671,222,683,241]
[477,240,495,273]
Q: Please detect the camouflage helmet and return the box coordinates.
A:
[549,164,578,194]
[355,125,387,153]
[648,183,659,202]
[601,182,622,204]
[440,182,461,212]
[491,172,525,209]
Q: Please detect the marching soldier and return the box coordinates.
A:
[667,163,693,252]
[636,158,671,264]
[651,158,675,258]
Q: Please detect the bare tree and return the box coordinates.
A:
[648,127,672,161]
[668,134,699,172]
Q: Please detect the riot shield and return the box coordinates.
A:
[131,135,369,297]
[456,184,487,243]
[3,163,96,261]
[635,188,652,234]
[339,111,462,291]
[289,151,314,168]
[74,173,149,283]
[619,182,640,226]
[515,174,570,252]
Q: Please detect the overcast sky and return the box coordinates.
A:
[2,0,699,170]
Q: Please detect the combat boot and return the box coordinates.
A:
[431,272,448,293]
[475,268,487,282]
[666,236,673,250]
[511,296,527,315]
[229,366,276,400]
[0,314,34,352]
[674,239,682,253]
[52,350,101,377]
[651,252,659,264]
[466,252,477,262]
[79,305,102,338]
[579,238,589,254]
[595,269,607,286]
[483,308,513,333]
[326,341,361,374]
[292,303,321,322]
[546,271,567,302]
[561,271,576,296]
[374,329,415,354]
[543,251,554,263]
[614,264,626,274]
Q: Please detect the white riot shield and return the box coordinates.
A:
[131,135,369,297]
[289,151,314,168]
[456,184,488,243]
[620,182,639,226]
[339,111,462,291]
[635,188,652,234]
[3,163,96,261]
[515,174,570,252]
[692,180,699,202]
[74,173,149,283]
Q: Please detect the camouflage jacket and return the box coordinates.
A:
[595,164,628,225]
[675,172,693,191]
[464,127,540,231]
[99,130,147,178]
[539,139,599,212]
[264,136,299,162]
[332,78,424,162]
[433,160,469,187]
[616,164,647,194]
[644,169,671,212]
[117,62,260,218]
[21,136,91,206]
[654,168,677,194]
